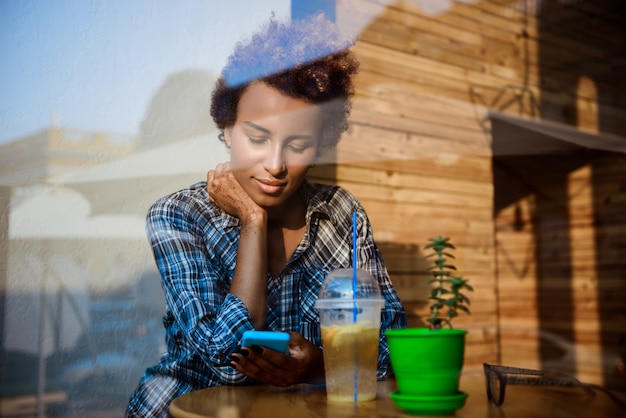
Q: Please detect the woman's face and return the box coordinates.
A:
[224,82,322,210]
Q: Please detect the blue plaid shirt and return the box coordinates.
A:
[126,180,406,417]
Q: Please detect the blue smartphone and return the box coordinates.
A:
[241,330,290,354]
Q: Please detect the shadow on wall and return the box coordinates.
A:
[377,241,429,328]
[535,0,626,389]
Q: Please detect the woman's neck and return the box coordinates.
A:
[267,188,307,229]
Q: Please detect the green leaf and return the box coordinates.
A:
[427,317,443,329]
[458,294,471,305]
[430,289,450,298]
[430,302,444,310]
[457,305,471,314]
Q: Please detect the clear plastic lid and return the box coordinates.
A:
[315,268,384,309]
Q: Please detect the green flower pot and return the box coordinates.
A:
[385,328,468,415]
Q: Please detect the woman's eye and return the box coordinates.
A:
[289,142,314,154]
[289,146,307,154]
[249,137,266,144]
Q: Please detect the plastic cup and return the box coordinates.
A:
[315,268,384,402]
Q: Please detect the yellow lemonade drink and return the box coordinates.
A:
[321,323,380,402]
[316,268,384,402]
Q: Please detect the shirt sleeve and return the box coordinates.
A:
[146,193,253,385]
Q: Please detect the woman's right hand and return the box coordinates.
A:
[207,162,265,223]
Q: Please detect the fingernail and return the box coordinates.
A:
[240,349,250,357]
[251,345,264,354]
[229,355,240,363]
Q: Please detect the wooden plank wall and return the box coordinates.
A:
[311,0,503,373]
[306,0,626,387]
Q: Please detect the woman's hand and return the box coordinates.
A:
[230,332,325,386]
[207,162,264,223]
[207,162,269,328]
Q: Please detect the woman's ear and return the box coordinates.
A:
[224,127,233,148]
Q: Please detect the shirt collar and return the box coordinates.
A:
[300,180,335,225]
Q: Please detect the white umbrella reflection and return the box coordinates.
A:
[49,134,228,216]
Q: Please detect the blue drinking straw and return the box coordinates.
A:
[352,211,358,401]
[352,211,358,323]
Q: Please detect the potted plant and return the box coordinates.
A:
[385,236,474,416]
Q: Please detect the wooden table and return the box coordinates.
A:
[169,372,625,418]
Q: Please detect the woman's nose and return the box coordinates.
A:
[263,146,286,175]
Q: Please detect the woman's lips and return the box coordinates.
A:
[254,178,286,194]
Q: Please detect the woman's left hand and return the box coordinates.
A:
[230,332,325,387]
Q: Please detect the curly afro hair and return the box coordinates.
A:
[210,13,359,154]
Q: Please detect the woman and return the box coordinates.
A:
[126,14,406,417]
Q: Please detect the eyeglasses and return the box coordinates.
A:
[483,363,596,406]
